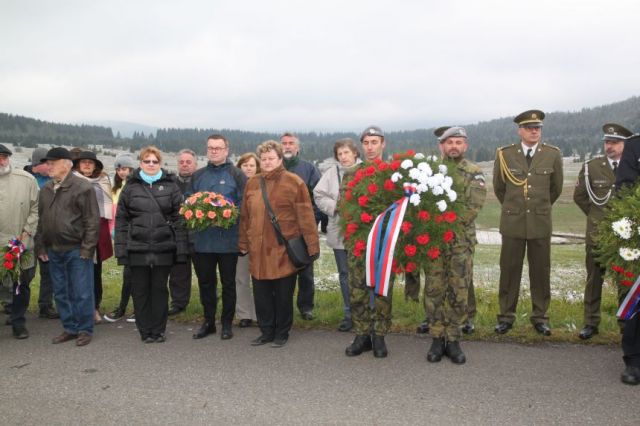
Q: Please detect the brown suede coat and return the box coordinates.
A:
[239,165,320,280]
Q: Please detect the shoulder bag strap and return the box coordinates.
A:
[141,183,170,223]
[260,177,285,245]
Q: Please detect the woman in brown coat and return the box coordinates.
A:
[239,141,319,348]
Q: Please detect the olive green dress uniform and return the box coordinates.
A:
[425,157,486,340]
[493,142,563,325]
[573,156,617,327]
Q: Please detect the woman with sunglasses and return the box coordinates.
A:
[114,146,188,343]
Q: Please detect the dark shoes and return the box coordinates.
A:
[76,333,92,347]
[238,319,253,328]
[416,320,430,334]
[221,325,233,340]
[301,311,314,321]
[251,335,275,346]
[337,318,353,332]
[52,332,78,344]
[461,319,475,335]
[372,335,388,358]
[271,337,288,348]
[39,306,60,319]
[426,337,446,363]
[103,307,125,323]
[578,325,598,340]
[494,322,513,334]
[621,366,640,385]
[444,340,466,364]
[533,323,552,336]
[345,334,373,356]
[168,306,185,316]
[193,321,216,339]
[12,326,29,340]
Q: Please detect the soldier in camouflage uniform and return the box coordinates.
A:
[493,110,563,336]
[424,126,486,364]
[345,125,393,358]
[573,123,631,340]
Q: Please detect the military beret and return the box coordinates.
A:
[360,125,384,141]
[433,126,451,138]
[0,143,12,156]
[439,126,468,143]
[602,123,632,141]
[514,109,545,127]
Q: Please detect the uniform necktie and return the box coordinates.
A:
[526,148,533,167]
[612,161,618,172]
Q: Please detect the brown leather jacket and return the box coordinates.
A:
[239,165,320,280]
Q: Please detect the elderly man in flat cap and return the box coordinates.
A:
[0,144,39,339]
[573,123,632,340]
[493,110,563,336]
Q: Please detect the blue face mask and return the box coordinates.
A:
[139,169,163,184]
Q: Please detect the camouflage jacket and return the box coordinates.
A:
[452,157,487,246]
[492,143,563,239]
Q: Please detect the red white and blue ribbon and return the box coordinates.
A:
[617,275,640,320]
[365,183,415,297]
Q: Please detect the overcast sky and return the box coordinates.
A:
[2,0,639,132]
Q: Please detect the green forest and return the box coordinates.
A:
[1,96,639,162]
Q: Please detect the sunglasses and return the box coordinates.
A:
[142,160,160,165]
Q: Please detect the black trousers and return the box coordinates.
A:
[94,258,103,310]
[252,274,296,340]
[623,312,640,368]
[11,267,35,330]
[130,265,171,338]
[169,257,192,310]
[296,263,315,314]
[117,265,133,312]
[192,253,238,326]
[36,258,54,309]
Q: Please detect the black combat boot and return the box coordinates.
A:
[444,340,466,364]
[461,319,475,335]
[372,334,388,358]
[345,334,373,356]
[426,337,446,362]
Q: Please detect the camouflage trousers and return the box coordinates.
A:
[424,244,472,341]
[348,256,393,336]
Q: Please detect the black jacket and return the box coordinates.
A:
[114,169,188,266]
[616,134,640,189]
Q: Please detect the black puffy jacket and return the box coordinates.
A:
[114,169,188,266]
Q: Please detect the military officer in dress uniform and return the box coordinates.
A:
[573,123,631,340]
[493,110,563,336]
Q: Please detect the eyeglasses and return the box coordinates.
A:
[142,160,160,165]
[207,146,227,152]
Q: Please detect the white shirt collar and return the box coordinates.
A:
[608,157,620,169]
[521,142,539,155]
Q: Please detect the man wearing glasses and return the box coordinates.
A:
[190,135,246,341]
[493,110,563,336]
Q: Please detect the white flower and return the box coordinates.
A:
[438,164,448,175]
[431,185,444,196]
[391,172,403,183]
[447,190,457,202]
[409,193,421,206]
[416,183,429,194]
[619,247,640,261]
[442,176,453,190]
[417,162,433,177]
[401,159,414,169]
[408,168,422,180]
[413,153,425,160]
[612,218,634,240]
[427,155,439,162]
[436,200,447,212]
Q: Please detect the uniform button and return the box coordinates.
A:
[528,173,531,176]
[527,209,530,213]
[527,197,530,200]
[528,185,532,188]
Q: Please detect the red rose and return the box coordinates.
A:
[404,245,417,257]
[390,160,401,171]
[3,261,14,270]
[355,169,365,180]
[417,210,430,222]
[358,195,369,207]
[346,222,358,234]
[360,212,373,223]
[367,184,378,195]
[405,262,417,273]
[344,189,353,201]
[11,246,20,253]
[416,234,430,245]
[427,247,440,260]
[401,221,412,234]
[611,265,623,273]
[373,158,382,165]
[621,280,633,287]
[4,252,14,261]
[364,166,376,176]
[625,271,635,278]
[443,230,454,243]
[347,179,357,188]
[354,240,366,251]
[406,149,415,156]
[435,214,444,224]
[377,162,389,171]
[393,153,402,160]
[443,211,457,223]
[383,179,395,191]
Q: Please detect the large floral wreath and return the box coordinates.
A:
[339,150,465,276]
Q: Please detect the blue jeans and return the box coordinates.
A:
[333,249,351,319]
[48,249,95,335]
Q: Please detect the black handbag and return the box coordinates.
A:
[260,178,312,269]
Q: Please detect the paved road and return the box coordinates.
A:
[0,316,635,425]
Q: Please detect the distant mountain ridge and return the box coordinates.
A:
[1,96,639,161]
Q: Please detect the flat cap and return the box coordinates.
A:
[439,126,468,143]
[31,147,48,165]
[41,147,72,162]
[514,109,545,127]
[602,123,632,141]
[360,125,384,141]
[0,143,12,156]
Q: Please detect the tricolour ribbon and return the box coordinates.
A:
[617,275,640,320]
[365,183,415,297]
